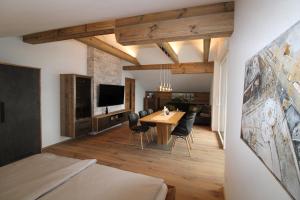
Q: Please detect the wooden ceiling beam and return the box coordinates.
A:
[116,2,234,26]
[171,62,213,74]
[123,62,214,74]
[77,37,139,65]
[22,2,233,45]
[23,20,115,44]
[115,2,234,45]
[203,38,211,63]
[157,42,179,64]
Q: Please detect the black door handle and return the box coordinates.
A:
[0,102,5,123]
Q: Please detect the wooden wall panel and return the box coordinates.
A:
[125,78,135,112]
[60,75,75,137]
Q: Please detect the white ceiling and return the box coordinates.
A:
[0,0,231,37]
[97,34,226,92]
[0,0,229,93]
[97,34,221,64]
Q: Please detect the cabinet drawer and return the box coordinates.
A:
[97,118,110,131]
[75,119,92,136]
[94,111,129,132]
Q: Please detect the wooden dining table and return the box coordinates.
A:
[140,111,185,145]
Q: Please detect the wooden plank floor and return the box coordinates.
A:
[44,125,224,200]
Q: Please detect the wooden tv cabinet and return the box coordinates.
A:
[60,74,93,138]
[93,109,130,133]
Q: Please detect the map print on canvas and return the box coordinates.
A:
[241,21,300,200]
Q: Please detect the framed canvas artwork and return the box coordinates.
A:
[241,21,300,199]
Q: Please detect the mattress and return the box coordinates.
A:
[40,164,167,200]
[0,153,96,200]
[0,153,168,200]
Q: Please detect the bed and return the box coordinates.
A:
[0,153,175,200]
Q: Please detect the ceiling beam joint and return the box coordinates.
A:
[77,37,139,65]
[203,38,211,63]
[156,42,179,64]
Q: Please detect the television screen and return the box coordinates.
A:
[98,84,124,107]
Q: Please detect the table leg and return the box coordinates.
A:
[156,123,171,145]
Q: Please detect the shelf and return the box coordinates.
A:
[93,109,130,133]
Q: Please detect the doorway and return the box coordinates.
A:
[125,78,135,112]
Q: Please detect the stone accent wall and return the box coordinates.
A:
[87,47,124,115]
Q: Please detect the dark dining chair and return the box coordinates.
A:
[139,110,156,141]
[138,110,149,124]
[188,111,197,143]
[128,113,149,150]
[188,107,198,142]
[170,112,197,156]
[147,108,154,115]
[179,111,197,143]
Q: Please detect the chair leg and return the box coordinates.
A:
[188,136,192,149]
[186,135,192,149]
[145,132,150,143]
[184,137,191,157]
[140,134,144,150]
[188,134,194,143]
[190,131,194,143]
[188,134,193,147]
[171,136,177,153]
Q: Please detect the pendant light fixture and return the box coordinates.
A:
[158,66,172,92]
[159,65,162,91]
[163,68,166,91]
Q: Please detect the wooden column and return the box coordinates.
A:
[156,124,172,145]
[203,39,211,63]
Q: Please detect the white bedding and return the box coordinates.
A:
[0,153,168,200]
[155,183,168,200]
[40,164,167,200]
[0,153,96,200]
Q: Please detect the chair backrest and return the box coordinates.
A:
[128,113,139,129]
[185,112,197,133]
[188,111,197,124]
[188,105,198,113]
[139,110,148,118]
[174,112,196,136]
[147,108,154,115]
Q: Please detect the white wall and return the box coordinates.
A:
[0,37,145,147]
[0,37,87,147]
[130,70,212,92]
[219,56,228,144]
[211,38,229,131]
[211,61,221,131]
[134,80,146,113]
[225,1,300,200]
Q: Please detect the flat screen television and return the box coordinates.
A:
[98,84,124,107]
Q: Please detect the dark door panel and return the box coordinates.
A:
[0,64,41,166]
